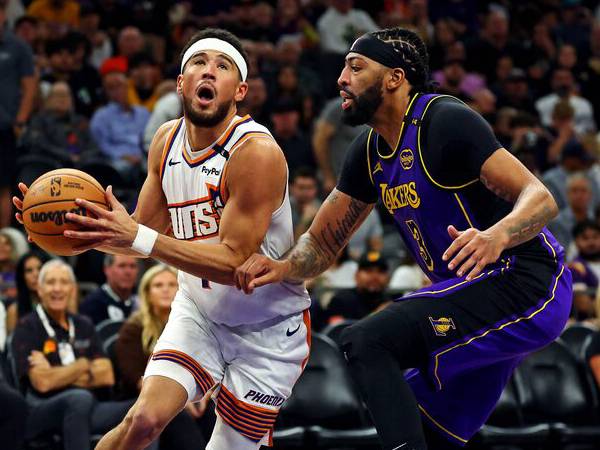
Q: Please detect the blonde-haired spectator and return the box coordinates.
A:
[115,265,208,449]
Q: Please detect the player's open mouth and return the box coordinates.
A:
[340,91,354,110]
[197,85,216,106]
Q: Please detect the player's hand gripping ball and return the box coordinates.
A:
[21,169,110,256]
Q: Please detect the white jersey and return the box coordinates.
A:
[160,115,311,326]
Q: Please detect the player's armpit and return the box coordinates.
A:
[130,120,177,233]
[286,189,374,281]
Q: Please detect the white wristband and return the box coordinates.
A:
[131,224,158,256]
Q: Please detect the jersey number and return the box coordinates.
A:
[405,220,434,271]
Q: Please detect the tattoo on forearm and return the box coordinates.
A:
[506,204,554,245]
[285,193,369,280]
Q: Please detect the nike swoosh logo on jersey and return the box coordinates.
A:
[168,158,181,166]
[286,323,301,337]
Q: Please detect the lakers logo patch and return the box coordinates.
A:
[429,317,456,336]
[400,148,414,170]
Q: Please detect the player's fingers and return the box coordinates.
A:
[456,253,479,278]
[65,212,102,228]
[446,225,462,242]
[243,258,264,293]
[18,183,28,195]
[447,242,475,271]
[234,257,257,290]
[63,230,111,240]
[443,233,468,261]
[15,212,24,225]
[466,259,488,282]
[74,198,111,218]
[248,269,279,292]
[105,185,122,211]
[12,196,23,210]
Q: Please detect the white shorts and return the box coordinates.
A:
[144,291,311,446]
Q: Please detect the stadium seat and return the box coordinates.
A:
[516,340,600,447]
[561,324,597,361]
[273,333,378,449]
[96,318,124,343]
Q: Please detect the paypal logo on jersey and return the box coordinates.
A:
[201,166,221,176]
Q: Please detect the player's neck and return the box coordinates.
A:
[371,92,412,150]
[185,110,239,151]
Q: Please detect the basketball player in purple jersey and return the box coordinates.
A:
[236,28,572,449]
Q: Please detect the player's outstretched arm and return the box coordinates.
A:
[64,137,288,285]
[443,148,559,281]
[235,189,374,294]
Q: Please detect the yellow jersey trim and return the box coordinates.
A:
[454,193,474,228]
[418,404,468,443]
[432,264,565,390]
[376,93,420,160]
[540,232,557,261]
[416,95,479,190]
[366,128,375,186]
[403,269,494,298]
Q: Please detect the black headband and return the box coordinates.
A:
[348,34,419,85]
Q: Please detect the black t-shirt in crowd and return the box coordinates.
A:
[326,288,390,321]
[12,309,105,396]
[337,95,511,232]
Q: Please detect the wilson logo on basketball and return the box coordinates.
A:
[50,177,62,197]
[29,207,87,226]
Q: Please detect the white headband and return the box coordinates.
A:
[180,38,248,81]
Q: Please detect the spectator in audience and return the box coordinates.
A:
[290,167,321,240]
[317,0,377,55]
[27,0,80,32]
[79,255,139,325]
[545,100,577,168]
[433,55,484,101]
[100,26,145,74]
[80,5,112,70]
[569,221,600,322]
[0,2,35,228]
[270,98,315,174]
[13,15,39,49]
[66,31,103,118]
[389,254,428,293]
[39,37,73,90]
[325,252,391,325]
[6,250,49,333]
[548,173,595,251]
[0,367,28,450]
[466,7,526,82]
[313,246,358,291]
[116,265,208,449]
[313,96,368,193]
[0,230,17,301]
[11,259,132,450]
[495,68,538,116]
[543,140,599,211]
[143,90,182,152]
[507,112,551,174]
[536,67,596,134]
[127,52,164,112]
[237,76,269,125]
[21,81,101,166]
[90,70,150,179]
[428,18,457,71]
[347,210,384,261]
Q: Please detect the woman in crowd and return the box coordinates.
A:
[0,231,18,302]
[6,251,49,333]
[115,265,210,450]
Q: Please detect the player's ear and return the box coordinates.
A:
[387,68,405,91]
[176,74,184,96]
[235,82,249,103]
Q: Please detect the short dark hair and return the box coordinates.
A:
[573,220,600,239]
[369,27,434,94]
[180,28,248,79]
[15,15,38,29]
[291,166,317,183]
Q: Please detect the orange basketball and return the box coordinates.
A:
[22,169,110,256]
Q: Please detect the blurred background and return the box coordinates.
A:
[1,0,600,449]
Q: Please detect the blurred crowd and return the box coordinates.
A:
[2,0,600,448]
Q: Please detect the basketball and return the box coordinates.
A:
[21,169,110,256]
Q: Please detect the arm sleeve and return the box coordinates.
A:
[336,130,378,203]
[422,99,502,186]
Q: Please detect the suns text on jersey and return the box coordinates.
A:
[168,197,221,240]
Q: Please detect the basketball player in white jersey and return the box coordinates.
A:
[13,28,311,450]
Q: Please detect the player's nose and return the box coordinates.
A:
[337,66,350,89]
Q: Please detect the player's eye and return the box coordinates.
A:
[351,66,360,73]
[218,63,229,70]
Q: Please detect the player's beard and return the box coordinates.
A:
[183,94,232,128]
[342,76,384,126]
